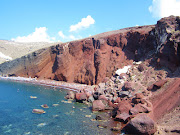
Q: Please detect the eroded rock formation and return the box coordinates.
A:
[1,16,179,85]
[1,16,180,85]
[0,16,180,135]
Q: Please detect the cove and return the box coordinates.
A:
[0,80,113,135]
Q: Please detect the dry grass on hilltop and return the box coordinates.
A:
[0,40,60,64]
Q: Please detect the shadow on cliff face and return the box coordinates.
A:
[0,16,179,85]
[122,29,157,62]
[52,55,58,74]
[107,16,180,79]
[148,16,180,77]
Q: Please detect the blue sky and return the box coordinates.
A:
[0,0,180,42]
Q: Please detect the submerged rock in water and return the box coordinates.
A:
[97,124,108,129]
[111,126,121,132]
[53,115,59,118]
[85,115,91,118]
[37,123,46,127]
[52,104,59,107]
[24,132,31,135]
[41,104,49,108]
[61,100,72,104]
[32,109,46,114]
[30,96,37,99]
[95,115,103,120]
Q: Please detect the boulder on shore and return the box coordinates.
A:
[132,93,145,104]
[75,92,87,102]
[93,92,102,100]
[135,93,144,99]
[65,91,75,99]
[117,100,132,114]
[147,79,167,91]
[98,95,108,101]
[123,113,157,135]
[153,79,167,88]
[124,82,133,91]
[115,112,130,123]
[92,100,106,111]
[130,104,152,115]
[138,64,145,72]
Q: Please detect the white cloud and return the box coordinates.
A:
[68,35,82,40]
[149,0,180,18]
[11,27,56,42]
[58,31,66,39]
[58,30,82,41]
[0,52,12,60]
[69,15,95,32]
[69,35,76,40]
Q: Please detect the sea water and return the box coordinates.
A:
[0,80,113,135]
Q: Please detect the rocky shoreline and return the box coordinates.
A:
[0,76,94,92]
[64,61,161,134]
[0,60,179,134]
[0,16,179,135]
[65,60,179,135]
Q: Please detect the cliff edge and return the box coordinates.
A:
[0,16,180,85]
[0,15,180,134]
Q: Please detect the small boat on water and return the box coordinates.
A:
[32,109,46,114]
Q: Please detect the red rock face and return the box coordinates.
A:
[153,16,180,71]
[0,25,156,85]
[0,16,179,85]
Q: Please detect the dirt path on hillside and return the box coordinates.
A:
[151,78,180,121]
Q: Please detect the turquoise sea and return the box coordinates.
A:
[0,80,114,135]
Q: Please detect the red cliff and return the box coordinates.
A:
[0,25,156,84]
[0,16,179,85]
[0,15,180,134]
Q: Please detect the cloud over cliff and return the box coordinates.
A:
[149,0,180,18]
[69,15,95,32]
[11,15,95,43]
[11,27,56,43]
